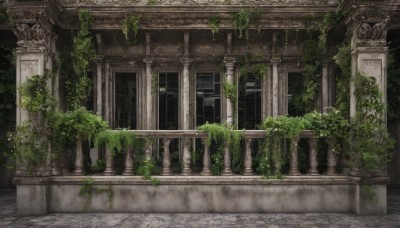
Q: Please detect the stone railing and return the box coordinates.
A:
[70,130,339,176]
[61,0,339,6]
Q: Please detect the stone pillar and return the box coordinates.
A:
[221,56,236,176]
[104,148,116,176]
[201,139,212,176]
[321,62,329,113]
[288,137,300,175]
[143,58,154,130]
[72,138,84,176]
[307,137,319,175]
[95,61,103,117]
[13,15,57,176]
[243,138,253,176]
[348,12,389,176]
[161,139,172,175]
[224,56,236,126]
[181,57,193,175]
[327,138,337,176]
[271,58,281,117]
[122,147,134,176]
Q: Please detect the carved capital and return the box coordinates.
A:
[143,58,154,65]
[270,58,281,65]
[180,57,193,66]
[223,56,236,69]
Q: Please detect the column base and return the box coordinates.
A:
[243,169,253,176]
[327,169,337,176]
[200,169,212,176]
[103,169,116,176]
[181,168,192,176]
[161,169,172,176]
[71,168,84,176]
[122,170,133,176]
[221,168,233,176]
[288,169,300,176]
[307,169,319,176]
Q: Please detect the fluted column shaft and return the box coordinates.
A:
[271,58,281,117]
[144,58,153,160]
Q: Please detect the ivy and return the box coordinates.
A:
[135,157,160,186]
[20,75,55,115]
[69,9,95,110]
[352,72,394,177]
[95,129,139,155]
[232,9,252,39]
[122,15,142,46]
[197,122,243,175]
[79,177,113,210]
[208,15,220,41]
[333,41,351,118]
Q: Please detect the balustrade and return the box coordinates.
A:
[67,130,340,177]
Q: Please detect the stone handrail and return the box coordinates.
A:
[69,130,338,177]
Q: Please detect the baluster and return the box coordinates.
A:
[122,146,134,176]
[201,138,211,176]
[72,138,84,176]
[327,138,337,175]
[221,144,233,175]
[104,148,116,176]
[288,137,300,175]
[273,138,281,175]
[307,137,319,175]
[181,138,192,175]
[162,138,172,175]
[243,138,253,176]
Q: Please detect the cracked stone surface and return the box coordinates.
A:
[0,189,399,227]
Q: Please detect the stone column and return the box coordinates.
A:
[288,137,300,175]
[321,62,329,113]
[95,61,103,117]
[243,138,253,176]
[143,58,153,160]
[161,139,172,175]
[201,139,212,176]
[122,147,134,176]
[72,138,84,175]
[221,56,236,176]
[271,58,281,117]
[13,16,57,176]
[327,138,337,175]
[181,57,193,175]
[307,137,319,175]
[348,14,389,176]
[104,148,116,176]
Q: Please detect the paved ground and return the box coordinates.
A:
[0,189,399,227]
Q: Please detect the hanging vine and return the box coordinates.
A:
[232,9,252,40]
[208,15,220,41]
[122,15,142,46]
[333,41,351,118]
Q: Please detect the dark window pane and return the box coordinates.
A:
[115,73,137,129]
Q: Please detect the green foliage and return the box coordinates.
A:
[304,110,349,138]
[69,9,95,110]
[122,15,142,45]
[333,42,351,118]
[135,158,160,185]
[222,82,237,102]
[232,9,252,39]
[95,129,138,154]
[91,159,106,172]
[197,122,243,174]
[387,46,400,120]
[260,116,308,140]
[147,0,157,5]
[0,8,8,22]
[79,177,113,210]
[51,108,108,142]
[352,72,394,176]
[20,75,55,115]
[208,15,220,41]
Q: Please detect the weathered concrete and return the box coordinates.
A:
[13,176,388,215]
[1,189,400,228]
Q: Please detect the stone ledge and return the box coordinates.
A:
[13,175,390,185]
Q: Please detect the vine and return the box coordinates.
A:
[68,9,95,110]
[232,9,252,39]
[135,157,160,186]
[197,122,243,175]
[208,15,220,41]
[79,177,113,210]
[333,41,351,118]
[95,129,138,155]
[351,72,394,177]
[122,15,142,46]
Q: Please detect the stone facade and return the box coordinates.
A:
[0,0,399,215]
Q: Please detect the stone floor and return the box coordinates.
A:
[0,189,399,227]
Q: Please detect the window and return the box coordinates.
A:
[196,73,221,125]
[288,72,305,117]
[238,73,262,129]
[115,73,137,129]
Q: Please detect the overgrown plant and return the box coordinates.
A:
[232,9,252,39]
[333,41,351,118]
[68,9,96,110]
[122,15,142,45]
[197,122,243,175]
[351,72,394,177]
[135,157,160,185]
[208,15,220,41]
[95,129,138,155]
[79,177,113,210]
